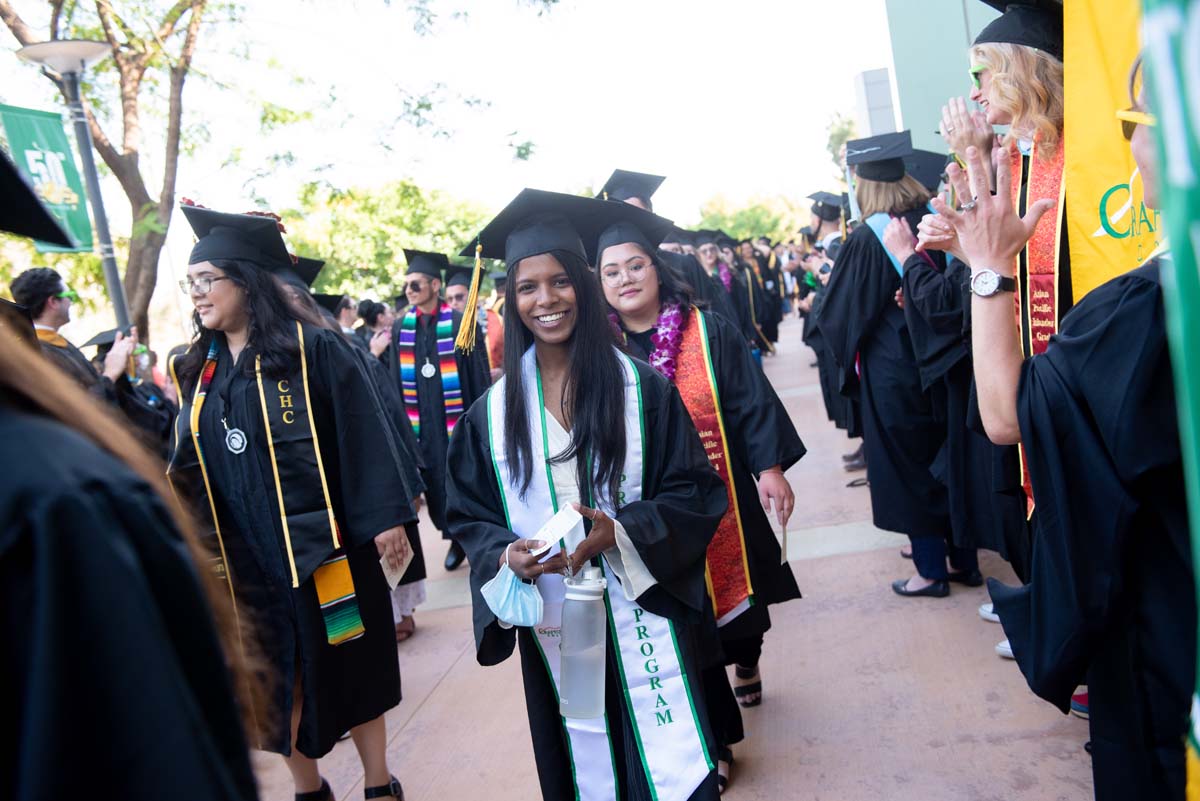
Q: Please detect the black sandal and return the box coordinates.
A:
[733,664,762,708]
[717,746,734,795]
[296,779,333,801]
[364,776,404,800]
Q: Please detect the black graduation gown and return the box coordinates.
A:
[658,250,739,328]
[358,349,429,585]
[0,409,258,801]
[38,337,175,454]
[385,309,490,535]
[753,254,783,343]
[195,329,413,758]
[818,211,950,537]
[623,310,804,646]
[445,359,728,801]
[988,260,1193,801]
[901,254,1028,556]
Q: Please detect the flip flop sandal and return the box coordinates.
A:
[717,746,734,795]
[733,665,762,708]
[846,477,869,488]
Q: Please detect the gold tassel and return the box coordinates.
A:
[455,241,484,352]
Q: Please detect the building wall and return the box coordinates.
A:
[854,68,898,136]
[882,0,999,152]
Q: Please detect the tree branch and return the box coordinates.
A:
[49,0,66,40]
[0,0,39,46]
[159,1,205,215]
[95,0,137,45]
[156,0,194,43]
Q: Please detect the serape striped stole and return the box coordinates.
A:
[398,303,463,438]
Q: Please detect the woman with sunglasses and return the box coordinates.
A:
[168,203,415,801]
[939,56,1191,801]
[446,189,729,801]
[596,213,804,793]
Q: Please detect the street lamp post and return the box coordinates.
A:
[17,40,131,330]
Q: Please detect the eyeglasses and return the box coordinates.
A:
[969,65,987,90]
[55,288,79,302]
[600,261,651,288]
[1116,107,1158,141]
[179,276,231,295]
[406,281,427,292]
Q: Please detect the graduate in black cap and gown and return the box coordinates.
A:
[594,206,805,790]
[484,271,507,381]
[446,188,727,801]
[167,203,413,800]
[819,132,968,597]
[384,249,490,572]
[693,230,760,349]
[598,170,740,328]
[0,151,260,801]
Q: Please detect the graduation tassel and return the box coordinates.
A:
[455,241,484,353]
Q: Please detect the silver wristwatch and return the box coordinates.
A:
[970,269,1017,297]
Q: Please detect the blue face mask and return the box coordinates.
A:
[481,543,544,628]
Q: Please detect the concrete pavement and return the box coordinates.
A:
[254,316,1093,801]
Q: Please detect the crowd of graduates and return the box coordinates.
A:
[0,2,1195,800]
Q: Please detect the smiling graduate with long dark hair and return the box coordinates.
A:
[446,189,729,801]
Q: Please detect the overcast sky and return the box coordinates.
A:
[3,0,894,225]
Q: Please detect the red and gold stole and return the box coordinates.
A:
[1008,135,1066,516]
[674,310,755,624]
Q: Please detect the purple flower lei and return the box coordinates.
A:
[649,302,685,382]
[609,302,686,382]
[716,260,733,291]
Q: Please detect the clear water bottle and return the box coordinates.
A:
[559,566,608,719]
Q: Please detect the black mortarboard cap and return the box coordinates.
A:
[294,257,325,288]
[904,150,951,193]
[465,188,655,268]
[402,249,450,279]
[715,230,739,250]
[181,204,293,270]
[0,297,36,345]
[1,149,74,247]
[808,191,843,222]
[312,293,349,316]
[846,131,914,183]
[445,265,473,288]
[661,227,694,247]
[81,327,134,349]
[693,230,721,247]
[593,209,675,267]
[596,169,666,205]
[974,2,1063,61]
[488,270,507,288]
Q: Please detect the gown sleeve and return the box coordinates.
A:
[814,225,901,395]
[706,311,805,474]
[901,253,970,390]
[613,366,728,618]
[0,419,258,801]
[309,330,415,550]
[444,402,523,666]
[988,266,1181,711]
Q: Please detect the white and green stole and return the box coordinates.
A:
[487,346,713,801]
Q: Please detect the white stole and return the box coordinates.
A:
[486,347,712,801]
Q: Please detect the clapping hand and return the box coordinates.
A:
[102,327,138,382]
[881,217,917,265]
[930,146,1055,270]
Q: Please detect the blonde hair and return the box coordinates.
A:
[855,174,932,218]
[972,42,1064,153]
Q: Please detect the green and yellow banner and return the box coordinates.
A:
[1141,1,1200,797]
[1065,0,1162,300]
[0,104,92,253]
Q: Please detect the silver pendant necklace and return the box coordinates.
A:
[420,357,437,379]
[222,417,247,454]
